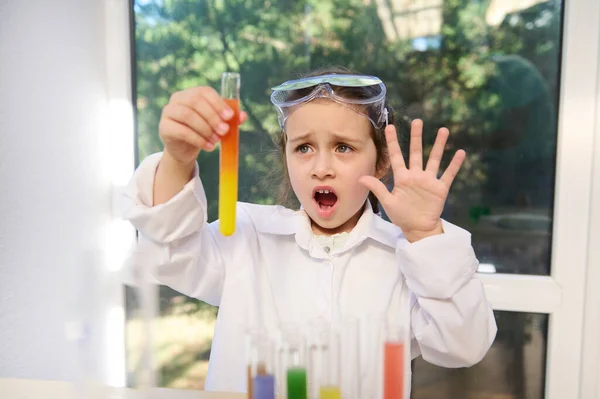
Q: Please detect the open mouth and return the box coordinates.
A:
[313,187,338,210]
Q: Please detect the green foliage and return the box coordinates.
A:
[135,0,560,218]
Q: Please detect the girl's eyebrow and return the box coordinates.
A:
[288,131,366,146]
[287,132,314,145]
[329,133,365,145]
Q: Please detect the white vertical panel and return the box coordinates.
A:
[579,13,600,396]
[102,0,136,388]
[546,0,600,396]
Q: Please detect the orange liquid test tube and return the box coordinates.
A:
[219,73,240,236]
[384,341,404,399]
[382,317,410,399]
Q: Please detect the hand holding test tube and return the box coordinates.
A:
[220,72,240,236]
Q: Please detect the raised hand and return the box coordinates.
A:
[153,86,247,206]
[359,119,466,243]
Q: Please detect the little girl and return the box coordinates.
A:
[124,67,497,395]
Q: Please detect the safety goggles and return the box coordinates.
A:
[270,74,388,130]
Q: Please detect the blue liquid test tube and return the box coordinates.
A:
[253,374,275,399]
[247,331,276,399]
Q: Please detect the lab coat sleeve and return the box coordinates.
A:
[397,219,497,367]
[122,152,249,306]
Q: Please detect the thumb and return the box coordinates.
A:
[359,175,390,205]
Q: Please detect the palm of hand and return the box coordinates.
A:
[388,169,450,233]
[360,119,466,242]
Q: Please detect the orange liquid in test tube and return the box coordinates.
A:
[384,341,405,399]
[219,98,239,236]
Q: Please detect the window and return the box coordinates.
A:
[128,0,575,395]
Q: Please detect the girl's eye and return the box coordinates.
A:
[337,144,353,153]
[296,144,311,154]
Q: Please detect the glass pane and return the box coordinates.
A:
[125,286,218,389]
[134,0,562,275]
[131,0,561,390]
[412,311,548,399]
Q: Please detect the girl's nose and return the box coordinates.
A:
[311,152,335,179]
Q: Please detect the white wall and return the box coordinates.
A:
[581,24,600,396]
[0,0,127,383]
[0,0,599,396]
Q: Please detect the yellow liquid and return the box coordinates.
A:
[319,386,341,399]
[219,169,237,236]
[219,99,239,236]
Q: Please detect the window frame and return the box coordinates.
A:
[114,0,600,396]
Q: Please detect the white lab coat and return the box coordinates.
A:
[123,152,497,394]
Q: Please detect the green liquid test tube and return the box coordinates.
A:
[286,367,307,399]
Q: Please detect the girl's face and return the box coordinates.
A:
[285,100,381,235]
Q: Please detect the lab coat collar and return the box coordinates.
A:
[254,201,401,252]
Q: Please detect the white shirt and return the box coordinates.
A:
[123,152,497,394]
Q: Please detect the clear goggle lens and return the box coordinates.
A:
[270,74,388,130]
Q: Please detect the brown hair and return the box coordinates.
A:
[275,66,396,215]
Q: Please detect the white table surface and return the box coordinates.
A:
[0,378,245,399]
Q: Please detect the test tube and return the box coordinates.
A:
[282,327,307,399]
[219,72,240,236]
[384,296,412,399]
[319,332,341,399]
[340,317,360,399]
[247,331,275,399]
[383,324,407,399]
[246,330,259,399]
[363,314,385,399]
[307,319,329,399]
[275,338,287,398]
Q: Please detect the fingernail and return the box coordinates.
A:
[222,109,233,120]
[217,123,229,135]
